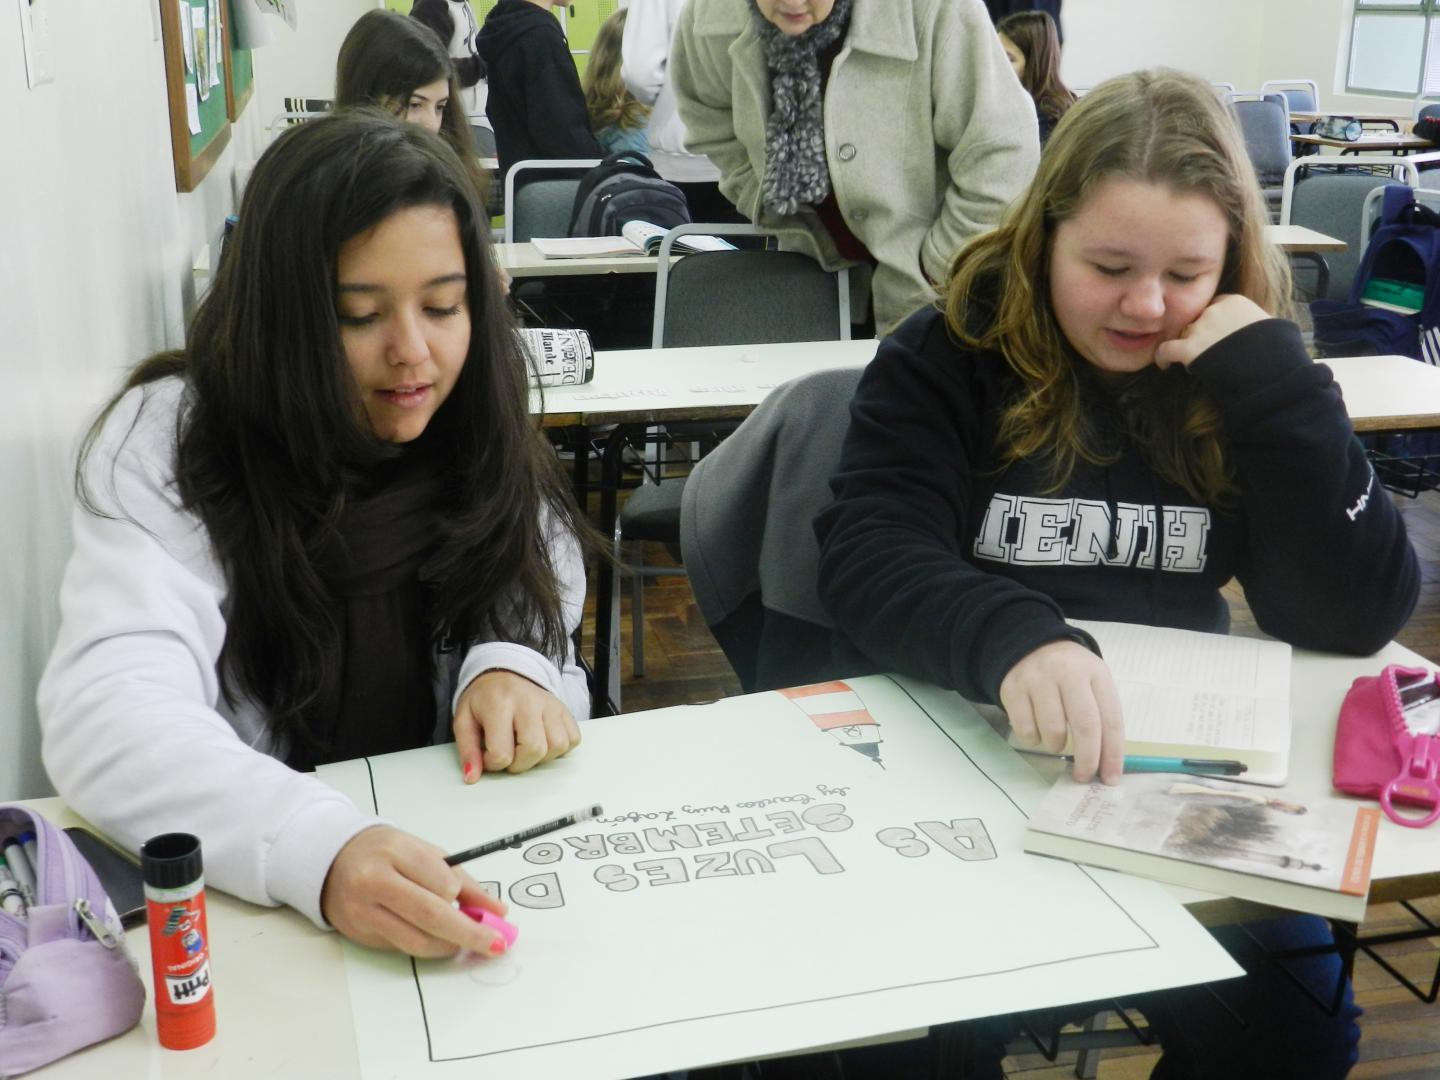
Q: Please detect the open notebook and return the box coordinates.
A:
[1010,620,1293,786]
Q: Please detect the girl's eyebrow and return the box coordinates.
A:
[1080,245,1218,265]
[337,273,467,294]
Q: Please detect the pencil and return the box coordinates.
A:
[444,804,604,866]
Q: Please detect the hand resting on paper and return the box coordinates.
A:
[321,825,511,958]
[452,670,581,783]
[1000,640,1125,785]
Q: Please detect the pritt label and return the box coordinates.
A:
[521,328,595,387]
[164,961,212,1005]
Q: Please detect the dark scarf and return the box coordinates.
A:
[748,0,855,217]
[287,442,448,771]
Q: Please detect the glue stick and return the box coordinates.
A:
[141,833,216,1050]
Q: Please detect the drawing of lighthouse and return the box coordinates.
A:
[779,681,885,767]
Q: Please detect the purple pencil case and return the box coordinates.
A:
[0,805,146,1075]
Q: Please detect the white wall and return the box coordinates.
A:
[1062,0,1420,112]
[0,1,260,800]
[252,0,376,140]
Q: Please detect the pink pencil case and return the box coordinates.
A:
[1335,664,1440,828]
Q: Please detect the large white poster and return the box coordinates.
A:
[319,675,1238,1079]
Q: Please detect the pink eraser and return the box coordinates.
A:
[460,904,519,946]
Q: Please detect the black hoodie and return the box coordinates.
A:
[476,0,603,179]
[814,306,1419,704]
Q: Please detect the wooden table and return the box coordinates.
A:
[1329,354,1440,433]
[34,637,1440,1078]
[1288,111,1408,131]
[496,241,667,279]
[1266,224,1347,253]
[1290,131,1432,154]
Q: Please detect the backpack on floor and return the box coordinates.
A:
[567,151,691,238]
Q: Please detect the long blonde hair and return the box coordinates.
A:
[584,10,650,132]
[945,69,1290,506]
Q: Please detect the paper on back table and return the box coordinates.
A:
[318,674,1238,1080]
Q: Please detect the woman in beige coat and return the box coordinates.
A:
[671,0,1040,333]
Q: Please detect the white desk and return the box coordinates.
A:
[1266,224,1347,253]
[496,241,668,279]
[38,642,1440,1077]
[1291,131,1433,154]
[1329,354,1440,434]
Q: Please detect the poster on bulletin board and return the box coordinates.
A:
[161,0,231,191]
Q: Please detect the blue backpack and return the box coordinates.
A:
[1312,185,1440,490]
[1313,184,1440,363]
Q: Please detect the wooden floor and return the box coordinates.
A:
[582,489,1440,1079]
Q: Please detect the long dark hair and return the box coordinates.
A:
[335,9,489,202]
[997,11,1075,123]
[78,109,584,748]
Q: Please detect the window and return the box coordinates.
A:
[1347,0,1440,97]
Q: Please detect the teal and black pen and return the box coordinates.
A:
[1061,755,1247,776]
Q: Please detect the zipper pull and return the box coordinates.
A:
[74,898,120,949]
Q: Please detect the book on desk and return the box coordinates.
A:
[530,220,736,259]
[1011,620,1294,786]
[1023,771,1380,921]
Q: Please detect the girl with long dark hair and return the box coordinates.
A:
[40,110,587,958]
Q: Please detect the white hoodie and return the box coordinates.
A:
[620,0,720,183]
[38,378,589,929]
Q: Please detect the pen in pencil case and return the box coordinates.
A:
[445,804,604,866]
[1062,755,1248,776]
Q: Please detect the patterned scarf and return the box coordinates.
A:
[749,0,855,216]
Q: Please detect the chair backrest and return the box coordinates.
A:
[1259,78,1318,113]
[679,365,866,692]
[502,159,600,244]
[652,224,851,348]
[1231,98,1292,186]
[1279,157,1420,298]
[470,123,497,158]
[265,99,331,143]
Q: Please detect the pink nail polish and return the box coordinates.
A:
[463,763,476,783]
[488,936,507,956]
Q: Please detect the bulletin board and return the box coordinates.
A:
[226,0,255,122]
[160,0,232,192]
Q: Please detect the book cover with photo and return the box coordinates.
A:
[1024,773,1380,921]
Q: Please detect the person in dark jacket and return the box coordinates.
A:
[816,68,1412,1080]
[476,0,603,180]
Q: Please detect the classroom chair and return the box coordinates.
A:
[678,365,864,693]
[265,97,332,143]
[1232,96,1293,217]
[1259,78,1319,115]
[1279,157,1421,300]
[502,158,600,243]
[605,226,851,708]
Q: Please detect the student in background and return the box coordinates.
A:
[996,10,1077,144]
[336,9,490,203]
[583,10,650,156]
[619,0,733,223]
[409,0,488,125]
[671,0,1040,334]
[477,0,604,181]
[997,10,1075,144]
[816,67,1414,1079]
[39,110,590,959]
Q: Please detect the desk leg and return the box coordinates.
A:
[591,426,629,718]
